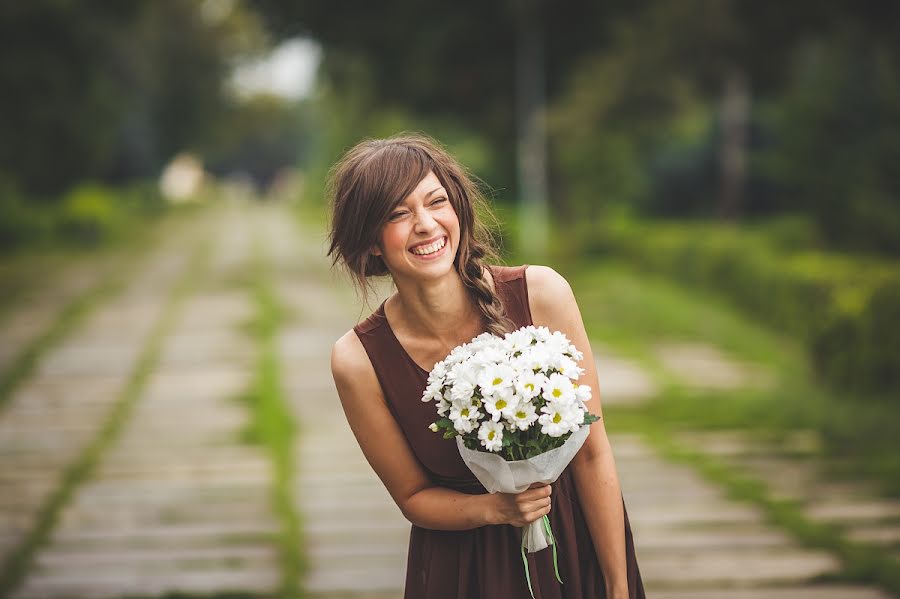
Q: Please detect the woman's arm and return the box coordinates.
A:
[525,265,631,598]
[330,330,552,531]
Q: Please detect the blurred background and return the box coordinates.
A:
[0,1,898,598]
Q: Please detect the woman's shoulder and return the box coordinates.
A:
[521,264,578,325]
[330,328,380,397]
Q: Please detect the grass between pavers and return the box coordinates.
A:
[0,239,210,596]
[0,208,210,413]
[239,239,303,599]
[623,414,900,596]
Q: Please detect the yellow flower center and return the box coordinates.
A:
[552,388,562,398]
[496,399,507,410]
[516,411,526,419]
[553,413,562,423]
[492,377,503,386]
[488,431,495,440]
[461,408,469,417]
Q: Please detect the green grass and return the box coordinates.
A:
[0,239,209,596]
[240,240,303,599]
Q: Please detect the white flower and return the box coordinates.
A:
[477,363,516,397]
[574,382,592,408]
[428,422,439,432]
[541,372,576,404]
[483,386,519,422]
[551,354,582,379]
[437,398,451,417]
[505,327,536,352]
[539,402,583,437]
[515,369,546,400]
[449,401,479,422]
[518,345,551,372]
[450,378,476,402]
[508,401,539,431]
[478,420,504,452]
[427,360,448,383]
[421,380,443,403]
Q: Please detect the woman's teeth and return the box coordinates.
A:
[410,237,446,255]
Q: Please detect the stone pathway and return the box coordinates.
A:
[675,429,900,566]
[614,435,892,598]
[6,204,281,598]
[0,215,196,398]
[0,219,202,572]
[0,200,894,598]
[653,341,776,391]
[593,345,657,406]
[262,206,410,595]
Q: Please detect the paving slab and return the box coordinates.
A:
[654,342,776,390]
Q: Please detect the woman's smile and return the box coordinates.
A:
[409,235,448,260]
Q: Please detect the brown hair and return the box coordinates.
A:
[325,132,515,337]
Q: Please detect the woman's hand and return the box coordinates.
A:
[489,483,552,527]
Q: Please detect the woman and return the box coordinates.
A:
[327,133,645,598]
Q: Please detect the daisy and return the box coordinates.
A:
[508,401,539,431]
[477,363,516,397]
[478,420,504,452]
[541,372,576,404]
[483,386,519,422]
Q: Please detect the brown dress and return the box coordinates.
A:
[353,264,646,598]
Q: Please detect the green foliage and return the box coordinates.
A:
[589,218,900,395]
[0,189,52,251]
[758,37,900,254]
[0,1,263,196]
[56,184,123,246]
[0,181,168,253]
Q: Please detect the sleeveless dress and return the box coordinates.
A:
[353,264,646,598]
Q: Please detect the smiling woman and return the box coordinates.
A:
[324,133,645,599]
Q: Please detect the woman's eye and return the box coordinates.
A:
[389,211,407,220]
[432,198,447,205]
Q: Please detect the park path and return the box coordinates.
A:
[0,199,895,598]
[4,201,281,597]
[0,214,204,573]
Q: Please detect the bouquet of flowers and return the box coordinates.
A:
[421,325,600,597]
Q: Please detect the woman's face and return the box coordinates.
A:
[373,170,460,281]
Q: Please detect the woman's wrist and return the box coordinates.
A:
[477,492,501,526]
[604,580,629,598]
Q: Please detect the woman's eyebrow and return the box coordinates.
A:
[399,187,446,206]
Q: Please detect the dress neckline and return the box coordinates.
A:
[378,264,501,376]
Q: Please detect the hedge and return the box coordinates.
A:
[585,218,900,396]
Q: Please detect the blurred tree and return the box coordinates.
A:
[0,0,265,198]
[251,0,633,193]
[548,0,900,252]
[201,94,313,189]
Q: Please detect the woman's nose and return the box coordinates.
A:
[413,208,437,231]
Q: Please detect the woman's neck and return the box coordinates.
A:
[388,266,493,343]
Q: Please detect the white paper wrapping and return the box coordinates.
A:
[455,425,590,552]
